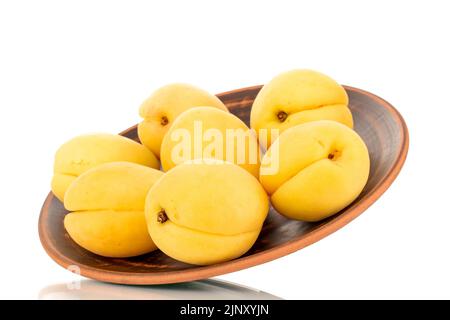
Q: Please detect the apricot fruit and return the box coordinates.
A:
[250,69,353,148]
[64,162,163,257]
[145,160,269,265]
[51,133,159,202]
[260,120,370,221]
[160,107,260,177]
[138,83,228,158]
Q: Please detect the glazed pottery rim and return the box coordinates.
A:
[38,85,409,285]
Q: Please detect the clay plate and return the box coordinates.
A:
[39,85,409,285]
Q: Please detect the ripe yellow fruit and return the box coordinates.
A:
[138,83,228,158]
[250,69,353,149]
[64,162,163,258]
[145,160,269,265]
[260,120,370,221]
[51,134,159,202]
[160,107,260,177]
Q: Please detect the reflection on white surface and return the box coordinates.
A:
[39,279,282,300]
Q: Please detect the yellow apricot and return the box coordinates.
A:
[145,160,268,265]
[251,69,353,149]
[260,120,370,221]
[51,133,159,202]
[160,107,260,177]
[64,162,163,258]
[138,83,228,158]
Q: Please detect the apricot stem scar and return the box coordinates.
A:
[157,210,168,223]
[160,116,169,126]
[328,150,340,160]
[277,111,288,122]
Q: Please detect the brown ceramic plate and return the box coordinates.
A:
[39,85,409,285]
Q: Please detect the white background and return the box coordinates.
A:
[0,0,449,299]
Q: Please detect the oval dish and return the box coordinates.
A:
[39,85,409,285]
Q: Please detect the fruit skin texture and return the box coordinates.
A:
[64,162,163,258]
[51,133,159,202]
[260,120,370,222]
[138,83,228,158]
[250,69,353,149]
[160,107,260,177]
[145,160,269,265]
